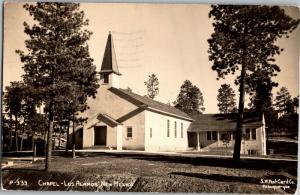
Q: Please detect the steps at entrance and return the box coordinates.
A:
[85,145,110,150]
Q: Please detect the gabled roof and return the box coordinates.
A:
[87,113,122,129]
[108,87,193,121]
[100,32,121,75]
[98,113,122,126]
[188,113,263,132]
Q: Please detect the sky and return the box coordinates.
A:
[3,2,300,113]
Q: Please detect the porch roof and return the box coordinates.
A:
[188,113,263,132]
[98,113,122,126]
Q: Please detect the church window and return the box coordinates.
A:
[167,120,170,137]
[251,128,256,140]
[245,128,250,140]
[127,127,132,138]
[181,123,183,138]
[174,121,177,138]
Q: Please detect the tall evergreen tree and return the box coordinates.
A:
[246,68,277,114]
[292,95,299,113]
[217,84,236,114]
[3,82,27,151]
[208,5,299,161]
[20,85,47,151]
[274,87,294,115]
[174,80,205,115]
[144,74,159,99]
[16,3,99,170]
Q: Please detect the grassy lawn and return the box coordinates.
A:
[2,152,297,193]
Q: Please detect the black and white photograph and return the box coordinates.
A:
[1,1,299,194]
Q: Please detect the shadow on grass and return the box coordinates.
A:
[2,167,45,171]
[170,172,297,194]
[171,171,259,184]
[61,151,297,176]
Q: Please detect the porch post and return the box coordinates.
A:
[197,132,201,151]
[117,125,123,151]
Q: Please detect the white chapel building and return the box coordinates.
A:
[72,33,267,155]
[76,33,193,151]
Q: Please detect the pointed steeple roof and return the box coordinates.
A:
[100,32,121,75]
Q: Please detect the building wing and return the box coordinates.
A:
[188,113,263,132]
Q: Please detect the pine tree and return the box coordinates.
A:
[3,82,26,151]
[21,85,47,152]
[174,80,205,115]
[246,67,278,114]
[292,96,299,113]
[16,3,99,170]
[217,84,236,114]
[208,5,299,161]
[274,87,293,115]
[144,74,159,99]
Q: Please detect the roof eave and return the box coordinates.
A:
[99,70,122,76]
[188,123,264,132]
[98,114,122,125]
[146,107,194,122]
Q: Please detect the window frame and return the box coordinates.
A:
[167,120,170,137]
[251,128,256,140]
[181,123,183,138]
[245,128,250,140]
[212,131,217,140]
[174,121,177,138]
[127,127,133,138]
[207,131,212,140]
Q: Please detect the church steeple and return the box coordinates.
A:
[100,32,121,76]
[100,32,121,88]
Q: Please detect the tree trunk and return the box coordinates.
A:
[31,132,35,151]
[233,63,246,162]
[52,132,55,150]
[58,125,62,149]
[14,118,19,152]
[15,129,18,151]
[72,114,76,159]
[9,114,13,148]
[44,126,47,143]
[45,111,54,171]
[20,124,25,151]
[20,137,24,151]
[9,130,12,148]
[65,120,70,154]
